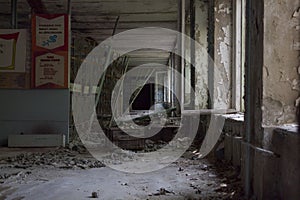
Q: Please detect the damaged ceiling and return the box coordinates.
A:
[0,0,179,67]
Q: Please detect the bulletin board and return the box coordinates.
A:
[0,29,26,72]
[32,14,69,89]
[0,29,28,89]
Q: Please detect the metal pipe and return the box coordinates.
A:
[11,0,17,28]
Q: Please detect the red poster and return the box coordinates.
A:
[32,14,69,89]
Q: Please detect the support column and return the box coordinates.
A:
[190,0,195,109]
[244,0,264,197]
[175,0,185,116]
[207,0,215,109]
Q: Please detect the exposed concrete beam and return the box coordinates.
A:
[108,40,175,50]
[73,28,178,35]
[127,51,170,58]
[71,13,177,23]
[71,22,177,30]
[128,60,168,65]
[71,11,177,16]
[72,29,178,44]
[32,0,177,16]
[127,58,168,62]
[70,1,177,15]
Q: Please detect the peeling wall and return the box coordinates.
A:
[263,0,300,125]
[194,0,209,109]
[213,0,232,109]
[184,15,191,105]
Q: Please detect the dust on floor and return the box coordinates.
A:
[0,147,244,200]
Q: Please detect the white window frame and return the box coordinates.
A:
[232,0,246,111]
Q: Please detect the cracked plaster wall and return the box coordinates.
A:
[213,0,232,109]
[184,14,191,106]
[194,0,209,109]
[263,0,300,125]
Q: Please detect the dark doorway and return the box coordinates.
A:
[131,83,155,110]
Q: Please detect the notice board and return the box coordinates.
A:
[32,14,69,89]
[0,29,28,89]
[0,29,26,72]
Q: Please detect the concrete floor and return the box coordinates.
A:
[0,148,243,200]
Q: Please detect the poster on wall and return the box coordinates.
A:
[32,14,69,89]
[34,52,68,88]
[0,29,26,72]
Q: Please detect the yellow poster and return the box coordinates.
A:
[0,30,26,72]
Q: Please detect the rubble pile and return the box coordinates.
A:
[142,137,192,152]
[209,160,243,199]
[168,137,191,149]
[143,139,167,152]
[102,148,137,165]
[0,148,104,170]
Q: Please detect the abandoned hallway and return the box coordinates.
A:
[0,0,299,199]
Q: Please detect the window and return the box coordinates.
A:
[232,0,246,111]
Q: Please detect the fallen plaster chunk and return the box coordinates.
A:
[91,192,98,198]
[218,4,224,9]
[292,8,300,18]
[218,4,230,14]
[293,42,300,50]
[292,79,300,91]
[296,97,300,107]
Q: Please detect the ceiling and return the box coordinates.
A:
[0,0,179,68]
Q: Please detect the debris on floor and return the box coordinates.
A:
[91,191,98,198]
[0,148,104,170]
[0,144,244,199]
